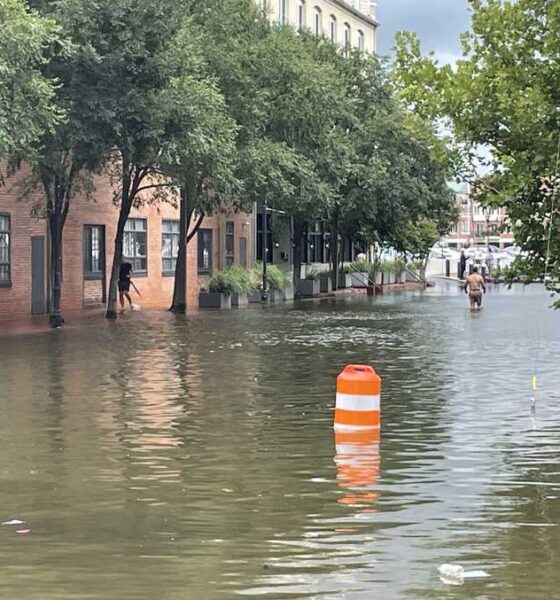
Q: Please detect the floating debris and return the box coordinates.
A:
[2,519,24,526]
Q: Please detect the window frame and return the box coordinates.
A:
[277,0,287,24]
[329,15,337,43]
[161,219,180,276]
[225,220,235,267]
[343,23,351,54]
[123,217,148,275]
[296,0,305,31]
[197,228,213,274]
[0,213,11,288]
[357,29,365,52]
[313,6,322,36]
[83,224,105,281]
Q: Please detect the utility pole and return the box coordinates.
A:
[261,199,268,303]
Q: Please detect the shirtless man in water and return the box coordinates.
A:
[464,266,486,310]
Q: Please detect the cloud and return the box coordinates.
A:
[376,0,471,63]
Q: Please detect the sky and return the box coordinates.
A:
[376,0,471,64]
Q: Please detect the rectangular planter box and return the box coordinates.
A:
[338,274,352,289]
[231,292,248,307]
[248,290,262,303]
[320,277,333,294]
[280,286,294,302]
[199,292,231,309]
[351,272,369,288]
[297,279,320,297]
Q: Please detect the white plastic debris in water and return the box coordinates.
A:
[438,564,490,586]
[2,519,24,526]
[131,304,141,311]
[438,564,464,585]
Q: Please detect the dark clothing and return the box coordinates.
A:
[118,279,131,293]
[119,262,132,282]
[459,255,467,279]
[118,262,132,293]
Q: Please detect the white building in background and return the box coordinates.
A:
[259,0,378,53]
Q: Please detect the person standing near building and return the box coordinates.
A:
[464,266,486,310]
[118,259,133,312]
[459,250,467,279]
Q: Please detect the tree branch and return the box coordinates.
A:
[187,213,205,243]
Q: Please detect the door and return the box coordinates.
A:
[31,236,46,314]
[240,237,248,268]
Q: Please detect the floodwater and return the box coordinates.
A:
[0,283,559,600]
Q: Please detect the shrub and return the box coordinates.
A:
[342,261,372,274]
[250,263,291,290]
[208,266,252,294]
[305,267,321,280]
[267,265,291,290]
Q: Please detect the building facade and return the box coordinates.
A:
[259,0,378,53]
[445,182,514,249]
[0,168,253,319]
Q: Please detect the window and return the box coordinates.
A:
[225,221,235,266]
[162,219,180,274]
[329,15,337,43]
[277,0,287,23]
[313,6,322,36]
[357,30,365,52]
[84,225,104,279]
[123,218,147,273]
[198,229,213,273]
[344,23,351,54]
[461,221,469,234]
[475,223,483,236]
[0,214,10,286]
[296,0,305,31]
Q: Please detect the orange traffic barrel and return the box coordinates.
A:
[335,365,381,430]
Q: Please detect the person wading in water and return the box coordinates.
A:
[118,259,133,313]
[464,266,486,310]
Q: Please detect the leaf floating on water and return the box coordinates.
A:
[2,519,24,526]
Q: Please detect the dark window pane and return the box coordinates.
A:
[0,215,11,283]
[198,229,213,273]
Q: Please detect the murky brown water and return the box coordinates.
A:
[1,283,559,599]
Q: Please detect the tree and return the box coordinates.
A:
[392,0,560,301]
[396,220,440,280]
[158,24,240,312]
[75,0,186,320]
[7,0,109,327]
[0,0,60,160]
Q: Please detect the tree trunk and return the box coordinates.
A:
[106,159,136,319]
[292,218,306,288]
[170,185,189,313]
[48,208,64,328]
[106,203,130,319]
[331,208,340,291]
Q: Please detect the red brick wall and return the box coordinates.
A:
[0,166,46,318]
[0,167,253,319]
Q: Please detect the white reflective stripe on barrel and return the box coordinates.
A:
[335,393,380,411]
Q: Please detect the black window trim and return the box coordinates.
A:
[0,212,11,288]
[83,224,105,281]
[197,228,213,274]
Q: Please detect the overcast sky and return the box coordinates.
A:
[376,0,471,64]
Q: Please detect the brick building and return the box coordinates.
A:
[0,168,254,319]
[444,181,514,249]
